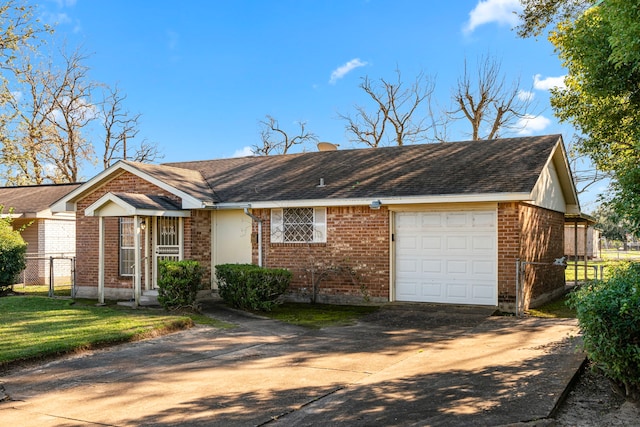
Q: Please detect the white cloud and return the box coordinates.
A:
[517,114,551,135]
[233,146,254,157]
[329,58,368,85]
[533,74,567,91]
[463,0,522,34]
[517,89,534,102]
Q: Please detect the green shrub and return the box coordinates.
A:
[157,260,204,310]
[568,261,640,399]
[0,219,27,294]
[215,264,292,311]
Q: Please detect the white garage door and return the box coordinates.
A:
[395,210,497,305]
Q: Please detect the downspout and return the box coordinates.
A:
[244,208,263,267]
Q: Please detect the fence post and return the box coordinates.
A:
[72,257,77,298]
[48,256,54,297]
[515,259,521,317]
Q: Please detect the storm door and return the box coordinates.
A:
[153,217,183,287]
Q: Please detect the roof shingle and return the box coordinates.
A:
[0,183,82,214]
[161,135,561,204]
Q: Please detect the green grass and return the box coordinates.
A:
[10,283,74,297]
[0,295,232,368]
[527,294,576,318]
[257,302,380,328]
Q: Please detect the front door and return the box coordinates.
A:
[153,217,183,288]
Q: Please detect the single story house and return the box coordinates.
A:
[52,134,580,311]
[0,183,80,284]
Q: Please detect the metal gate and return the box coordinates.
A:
[19,254,76,297]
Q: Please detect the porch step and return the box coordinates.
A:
[140,289,159,306]
[116,289,159,307]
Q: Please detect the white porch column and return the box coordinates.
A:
[134,215,142,306]
[98,216,105,304]
[144,217,150,291]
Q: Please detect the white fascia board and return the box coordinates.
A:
[85,193,191,218]
[51,161,207,212]
[217,193,533,209]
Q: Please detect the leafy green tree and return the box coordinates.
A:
[0,206,27,293]
[545,0,640,233]
[592,203,635,248]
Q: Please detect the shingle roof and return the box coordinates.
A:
[0,183,82,215]
[122,161,214,203]
[161,135,562,204]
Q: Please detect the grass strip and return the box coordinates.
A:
[257,302,379,328]
[0,296,193,367]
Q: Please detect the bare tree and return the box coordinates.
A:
[100,85,140,167]
[252,115,319,155]
[99,85,161,167]
[45,48,97,182]
[449,55,534,141]
[340,69,436,147]
[1,47,96,184]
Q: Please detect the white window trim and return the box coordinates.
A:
[119,217,135,276]
[271,207,326,243]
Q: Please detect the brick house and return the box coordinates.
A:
[1,183,80,284]
[52,134,580,312]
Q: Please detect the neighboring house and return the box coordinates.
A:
[52,134,581,312]
[0,183,81,285]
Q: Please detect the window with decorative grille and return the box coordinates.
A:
[271,207,326,243]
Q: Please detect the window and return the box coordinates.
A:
[271,207,326,243]
[119,218,135,276]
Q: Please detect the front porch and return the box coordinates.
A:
[85,192,190,306]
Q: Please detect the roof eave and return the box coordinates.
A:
[214,193,533,210]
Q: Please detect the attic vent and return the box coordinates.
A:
[317,142,339,151]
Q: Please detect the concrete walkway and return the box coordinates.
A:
[0,301,584,426]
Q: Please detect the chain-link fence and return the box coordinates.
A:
[17,254,76,297]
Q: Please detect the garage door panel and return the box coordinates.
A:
[446,235,469,251]
[446,260,468,274]
[472,235,495,250]
[422,236,442,250]
[421,213,442,227]
[446,283,469,299]
[397,259,419,273]
[395,210,497,305]
[422,259,443,274]
[472,260,495,275]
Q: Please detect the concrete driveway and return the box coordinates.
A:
[0,300,584,426]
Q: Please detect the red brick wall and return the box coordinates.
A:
[75,171,212,291]
[519,203,565,307]
[497,202,565,310]
[250,206,390,303]
[184,210,212,286]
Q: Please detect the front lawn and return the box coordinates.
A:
[0,296,200,368]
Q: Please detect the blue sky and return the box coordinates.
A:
[32,0,602,210]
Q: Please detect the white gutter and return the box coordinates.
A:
[217,192,534,210]
[243,207,263,267]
